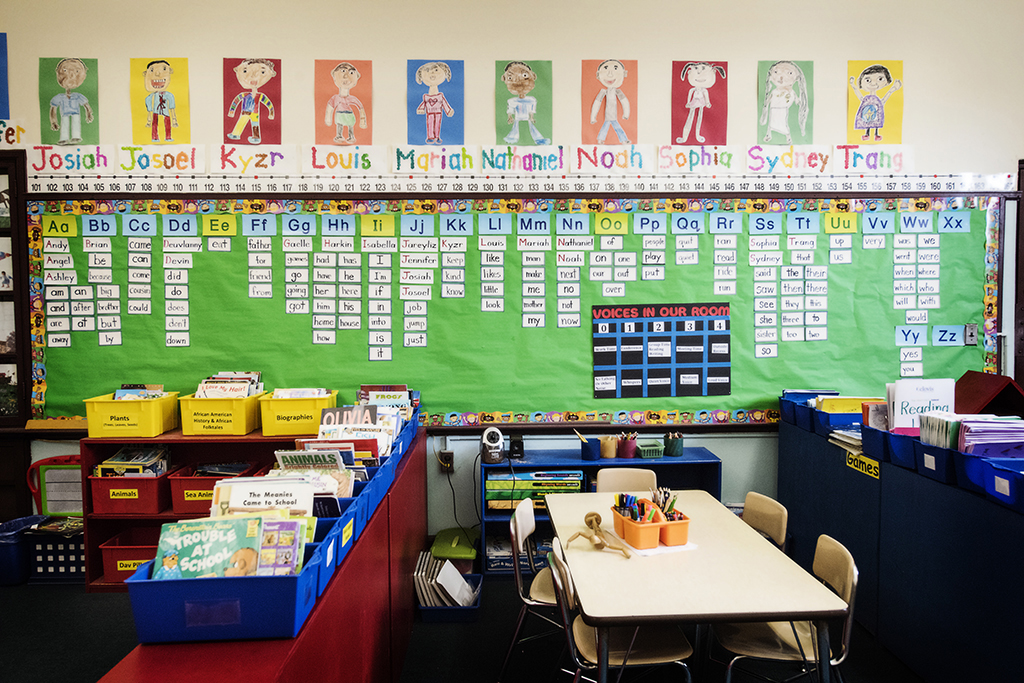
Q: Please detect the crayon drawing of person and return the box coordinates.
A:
[143,60,177,142]
[415,61,455,145]
[324,62,367,144]
[227,58,276,144]
[760,61,808,144]
[677,62,726,144]
[49,58,94,145]
[501,61,550,145]
[589,59,630,144]
[850,64,902,141]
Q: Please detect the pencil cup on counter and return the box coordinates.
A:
[665,434,685,457]
[600,436,617,459]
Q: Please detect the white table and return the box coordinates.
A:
[545,490,849,683]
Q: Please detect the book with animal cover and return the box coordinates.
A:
[257,519,305,576]
[152,516,263,579]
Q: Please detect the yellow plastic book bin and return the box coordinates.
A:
[83,393,180,438]
[179,392,265,435]
[259,391,338,436]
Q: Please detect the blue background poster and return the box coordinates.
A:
[0,34,9,119]
[406,59,464,146]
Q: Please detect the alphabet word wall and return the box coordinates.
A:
[25,195,1001,423]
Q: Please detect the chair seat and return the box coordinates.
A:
[713,620,831,663]
[528,566,556,605]
[573,618,694,667]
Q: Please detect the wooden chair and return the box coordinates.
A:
[496,497,560,682]
[712,534,858,683]
[548,536,693,683]
[594,467,657,493]
[742,491,789,551]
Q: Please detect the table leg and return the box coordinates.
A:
[597,625,609,683]
[813,619,831,683]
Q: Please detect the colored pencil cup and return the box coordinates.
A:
[618,439,637,459]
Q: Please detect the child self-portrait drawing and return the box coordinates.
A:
[502,61,550,145]
[325,62,367,144]
[677,62,726,144]
[850,64,901,141]
[227,58,276,144]
[49,58,94,145]
[589,59,630,144]
[760,60,808,144]
[415,61,454,144]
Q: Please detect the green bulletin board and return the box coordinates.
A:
[26,195,1001,425]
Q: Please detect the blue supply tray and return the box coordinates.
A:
[861,426,889,462]
[333,497,359,568]
[778,398,798,425]
[981,458,1024,513]
[914,441,958,484]
[794,404,813,432]
[887,432,917,469]
[125,543,322,643]
[813,409,861,437]
[0,515,48,586]
[953,450,989,495]
[419,574,482,622]
[313,517,341,588]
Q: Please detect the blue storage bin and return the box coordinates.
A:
[861,426,889,462]
[953,450,990,494]
[313,517,341,579]
[419,574,482,622]
[813,409,861,437]
[334,498,359,567]
[391,412,419,460]
[887,432,917,469]
[0,515,48,586]
[779,398,797,424]
[125,542,322,643]
[794,404,813,432]
[914,441,958,484]
[981,458,1024,513]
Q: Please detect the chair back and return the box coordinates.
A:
[510,497,540,600]
[812,534,859,666]
[548,538,588,669]
[743,491,788,550]
[595,467,657,493]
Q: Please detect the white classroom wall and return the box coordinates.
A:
[5,0,1022,529]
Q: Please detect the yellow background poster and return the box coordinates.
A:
[847,60,902,144]
[130,57,190,145]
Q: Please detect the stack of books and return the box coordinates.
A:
[484,470,583,510]
[195,371,263,399]
[413,550,479,608]
[94,445,169,477]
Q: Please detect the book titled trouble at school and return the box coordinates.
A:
[152,517,262,580]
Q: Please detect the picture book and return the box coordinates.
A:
[321,404,377,426]
[152,516,263,579]
[210,475,316,517]
[272,387,328,399]
[257,519,305,576]
[886,378,955,429]
[95,445,169,477]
